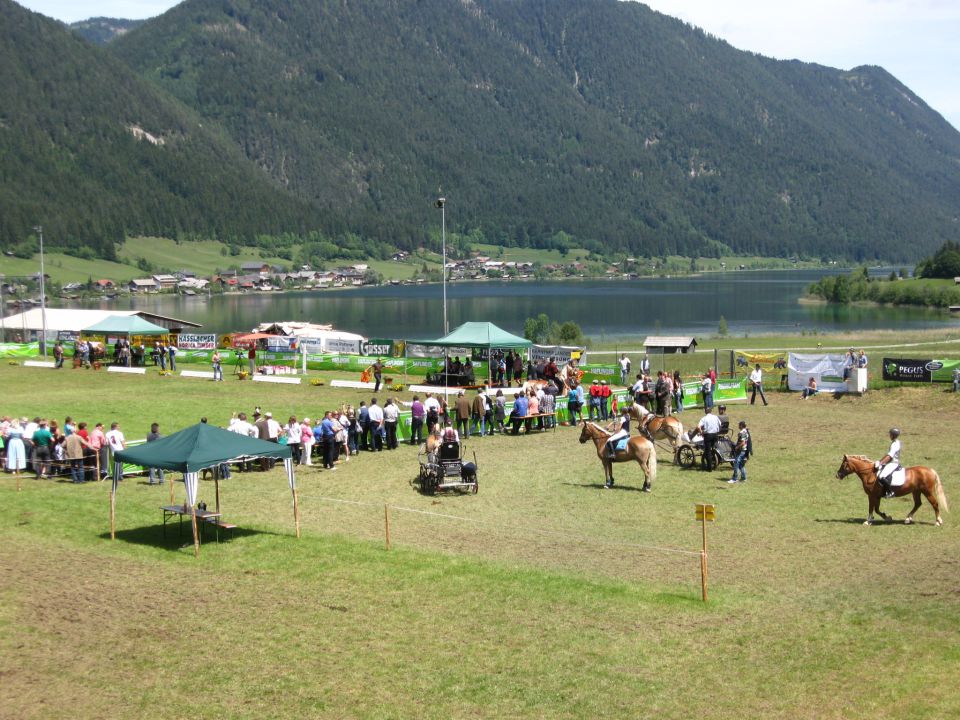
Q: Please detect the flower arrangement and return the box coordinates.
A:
[237,371,249,380]
[157,369,173,377]
[390,383,405,392]
[310,378,325,387]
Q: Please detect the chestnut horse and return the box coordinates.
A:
[579,421,657,491]
[627,405,684,450]
[835,454,949,527]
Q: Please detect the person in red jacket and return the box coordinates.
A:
[599,380,612,420]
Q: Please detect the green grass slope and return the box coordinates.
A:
[1,363,959,717]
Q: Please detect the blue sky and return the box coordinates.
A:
[15,0,960,130]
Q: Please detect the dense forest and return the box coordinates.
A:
[3,0,960,262]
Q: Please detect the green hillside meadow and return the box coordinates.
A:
[2,359,959,718]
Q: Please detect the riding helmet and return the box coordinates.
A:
[889,427,900,437]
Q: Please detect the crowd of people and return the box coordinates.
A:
[0,414,121,483]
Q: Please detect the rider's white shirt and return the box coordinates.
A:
[888,439,901,464]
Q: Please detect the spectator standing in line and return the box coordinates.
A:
[494,389,507,433]
[640,354,651,377]
[472,388,487,437]
[357,400,370,451]
[654,371,668,416]
[167,344,177,371]
[285,416,302,465]
[588,379,601,421]
[749,364,768,406]
[145,422,164,485]
[663,371,674,415]
[410,395,425,445]
[383,398,399,449]
[367,398,384,451]
[320,411,338,470]
[455,391,471,438]
[600,380,612,420]
[701,373,714,411]
[672,370,684,413]
[89,422,108,479]
[300,417,314,465]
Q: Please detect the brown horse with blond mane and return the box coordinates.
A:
[579,421,657,491]
[835,454,948,526]
[626,404,683,451]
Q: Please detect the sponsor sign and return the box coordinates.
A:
[176,333,217,350]
[531,344,586,364]
[361,338,393,357]
[882,358,932,382]
[787,353,849,392]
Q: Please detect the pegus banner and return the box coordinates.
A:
[882,358,960,383]
[882,358,932,382]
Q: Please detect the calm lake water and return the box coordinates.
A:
[81,270,956,338]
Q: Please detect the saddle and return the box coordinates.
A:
[611,437,629,452]
[888,468,906,487]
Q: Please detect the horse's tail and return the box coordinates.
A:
[935,471,949,513]
[646,442,658,483]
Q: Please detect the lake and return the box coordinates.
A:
[80,270,956,339]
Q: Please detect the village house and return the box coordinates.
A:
[128,278,159,293]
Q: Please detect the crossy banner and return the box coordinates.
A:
[787,353,848,392]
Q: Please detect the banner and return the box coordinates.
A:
[787,353,848,392]
[361,338,393,357]
[882,358,960,383]
[735,351,786,371]
[176,333,217,350]
[531,344,587,364]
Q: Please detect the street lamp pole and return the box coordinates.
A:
[34,225,48,357]
[435,196,448,334]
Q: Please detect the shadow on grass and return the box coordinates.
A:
[813,517,936,527]
[97,523,267,551]
[562,482,650,493]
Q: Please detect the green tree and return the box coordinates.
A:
[718,316,729,336]
[523,313,551,344]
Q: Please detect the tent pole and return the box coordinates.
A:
[293,487,301,539]
[170,473,175,506]
[109,486,116,540]
[214,466,221,514]
[190,505,200,558]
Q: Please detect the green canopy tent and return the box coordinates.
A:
[82,315,170,336]
[112,423,299,556]
[407,321,532,388]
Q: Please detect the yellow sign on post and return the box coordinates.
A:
[695,503,716,522]
[695,503,716,602]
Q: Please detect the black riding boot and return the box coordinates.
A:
[880,478,895,498]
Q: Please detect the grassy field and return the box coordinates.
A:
[2,362,960,719]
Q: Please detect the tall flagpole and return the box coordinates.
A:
[34,225,48,357]
[435,195,448,334]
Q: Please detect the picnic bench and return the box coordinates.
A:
[509,411,557,434]
[161,505,231,544]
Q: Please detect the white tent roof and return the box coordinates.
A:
[1,308,200,333]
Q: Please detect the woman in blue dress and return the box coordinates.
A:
[5,418,26,472]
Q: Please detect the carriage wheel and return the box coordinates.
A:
[676,445,696,469]
[471,477,479,494]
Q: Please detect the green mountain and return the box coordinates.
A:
[5,0,960,263]
[107,0,960,262]
[0,0,322,259]
[68,16,145,45]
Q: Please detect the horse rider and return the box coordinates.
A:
[605,406,631,460]
[875,427,902,498]
[632,401,655,442]
[715,405,730,436]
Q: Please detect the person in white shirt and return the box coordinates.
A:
[423,393,441,433]
[265,412,282,441]
[105,422,126,452]
[749,364,768,406]
[619,354,631,385]
[697,409,722,472]
[640,354,650,376]
[366,398,385,451]
[876,428,902,498]
[383,398,400,449]
[285,416,303,464]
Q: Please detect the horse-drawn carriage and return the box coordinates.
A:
[674,429,737,470]
[415,440,479,495]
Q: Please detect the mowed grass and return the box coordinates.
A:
[2,364,960,719]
